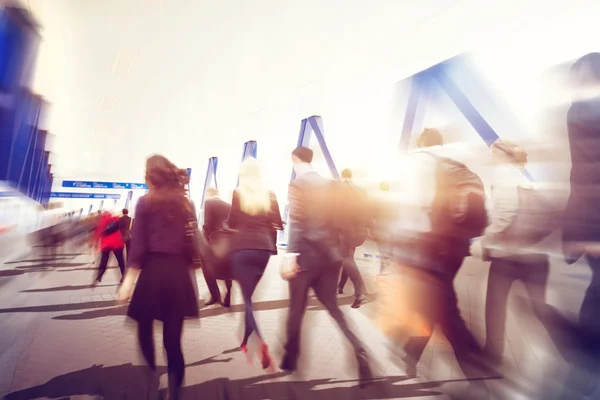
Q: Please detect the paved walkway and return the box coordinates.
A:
[0,241,591,399]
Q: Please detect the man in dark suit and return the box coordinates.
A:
[119,209,132,259]
[336,168,368,309]
[280,146,372,383]
[202,188,233,307]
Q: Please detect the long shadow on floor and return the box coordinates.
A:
[21,284,117,293]
[0,299,123,314]
[49,294,377,321]
[15,262,90,269]
[2,358,470,400]
[3,355,233,400]
[4,256,77,265]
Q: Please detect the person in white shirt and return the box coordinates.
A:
[470,139,551,367]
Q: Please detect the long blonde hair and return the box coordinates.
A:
[237,157,271,216]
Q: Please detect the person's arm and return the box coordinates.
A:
[118,201,147,300]
[286,181,305,254]
[226,190,241,229]
[203,200,215,233]
[270,192,284,230]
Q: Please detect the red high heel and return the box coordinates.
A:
[240,344,253,365]
[260,343,273,370]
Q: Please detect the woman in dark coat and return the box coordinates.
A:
[119,155,198,399]
[228,157,283,369]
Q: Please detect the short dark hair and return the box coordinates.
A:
[417,128,443,148]
[292,146,313,163]
[341,169,352,179]
[122,209,129,215]
[571,53,600,86]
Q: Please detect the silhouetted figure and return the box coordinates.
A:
[337,168,368,308]
[227,157,283,369]
[280,146,373,383]
[202,187,233,307]
[119,155,199,399]
[119,208,132,259]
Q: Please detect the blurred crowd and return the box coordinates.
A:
[6,52,600,400]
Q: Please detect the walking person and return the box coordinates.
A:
[396,128,490,399]
[118,155,199,399]
[119,208,132,259]
[280,147,373,383]
[469,140,554,367]
[336,169,369,309]
[202,187,233,307]
[227,158,283,369]
[93,211,126,285]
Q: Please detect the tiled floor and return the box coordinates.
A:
[0,242,591,399]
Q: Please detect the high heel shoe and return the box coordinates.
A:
[240,344,253,365]
[260,343,273,370]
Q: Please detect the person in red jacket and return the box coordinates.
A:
[93,211,126,285]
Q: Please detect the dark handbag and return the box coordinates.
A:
[205,228,237,280]
[184,214,205,269]
[495,186,560,247]
[102,220,120,236]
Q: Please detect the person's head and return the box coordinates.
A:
[417,128,443,149]
[341,168,353,181]
[379,181,390,192]
[122,209,129,216]
[144,154,191,218]
[237,157,271,216]
[291,146,313,165]
[570,53,600,90]
[491,139,528,169]
[206,187,219,199]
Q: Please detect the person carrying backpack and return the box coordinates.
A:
[92,211,126,285]
[394,128,491,399]
[336,168,370,309]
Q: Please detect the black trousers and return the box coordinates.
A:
[137,314,185,387]
[402,253,484,383]
[96,248,126,282]
[484,255,549,361]
[202,270,232,302]
[338,248,366,298]
[284,262,364,368]
[231,249,272,346]
[124,240,131,261]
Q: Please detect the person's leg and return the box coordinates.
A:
[113,248,126,282]
[223,279,233,308]
[137,319,156,370]
[522,256,550,321]
[125,240,131,261]
[343,248,367,307]
[232,252,264,346]
[338,268,349,293]
[202,270,222,305]
[281,272,311,370]
[313,264,372,381]
[163,314,185,398]
[95,249,110,282]
[440,283,489,386]
[483,258,515,363]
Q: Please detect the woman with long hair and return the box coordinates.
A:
[119,155,199,399]
[228,157,283,369]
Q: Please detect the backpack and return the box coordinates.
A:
[494,185,560,247]
[426,153,488,240]
[330,181,370,248]
[102,220,120,237]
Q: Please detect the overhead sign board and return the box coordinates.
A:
[50,192,121,199]
[62,181,148,190]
